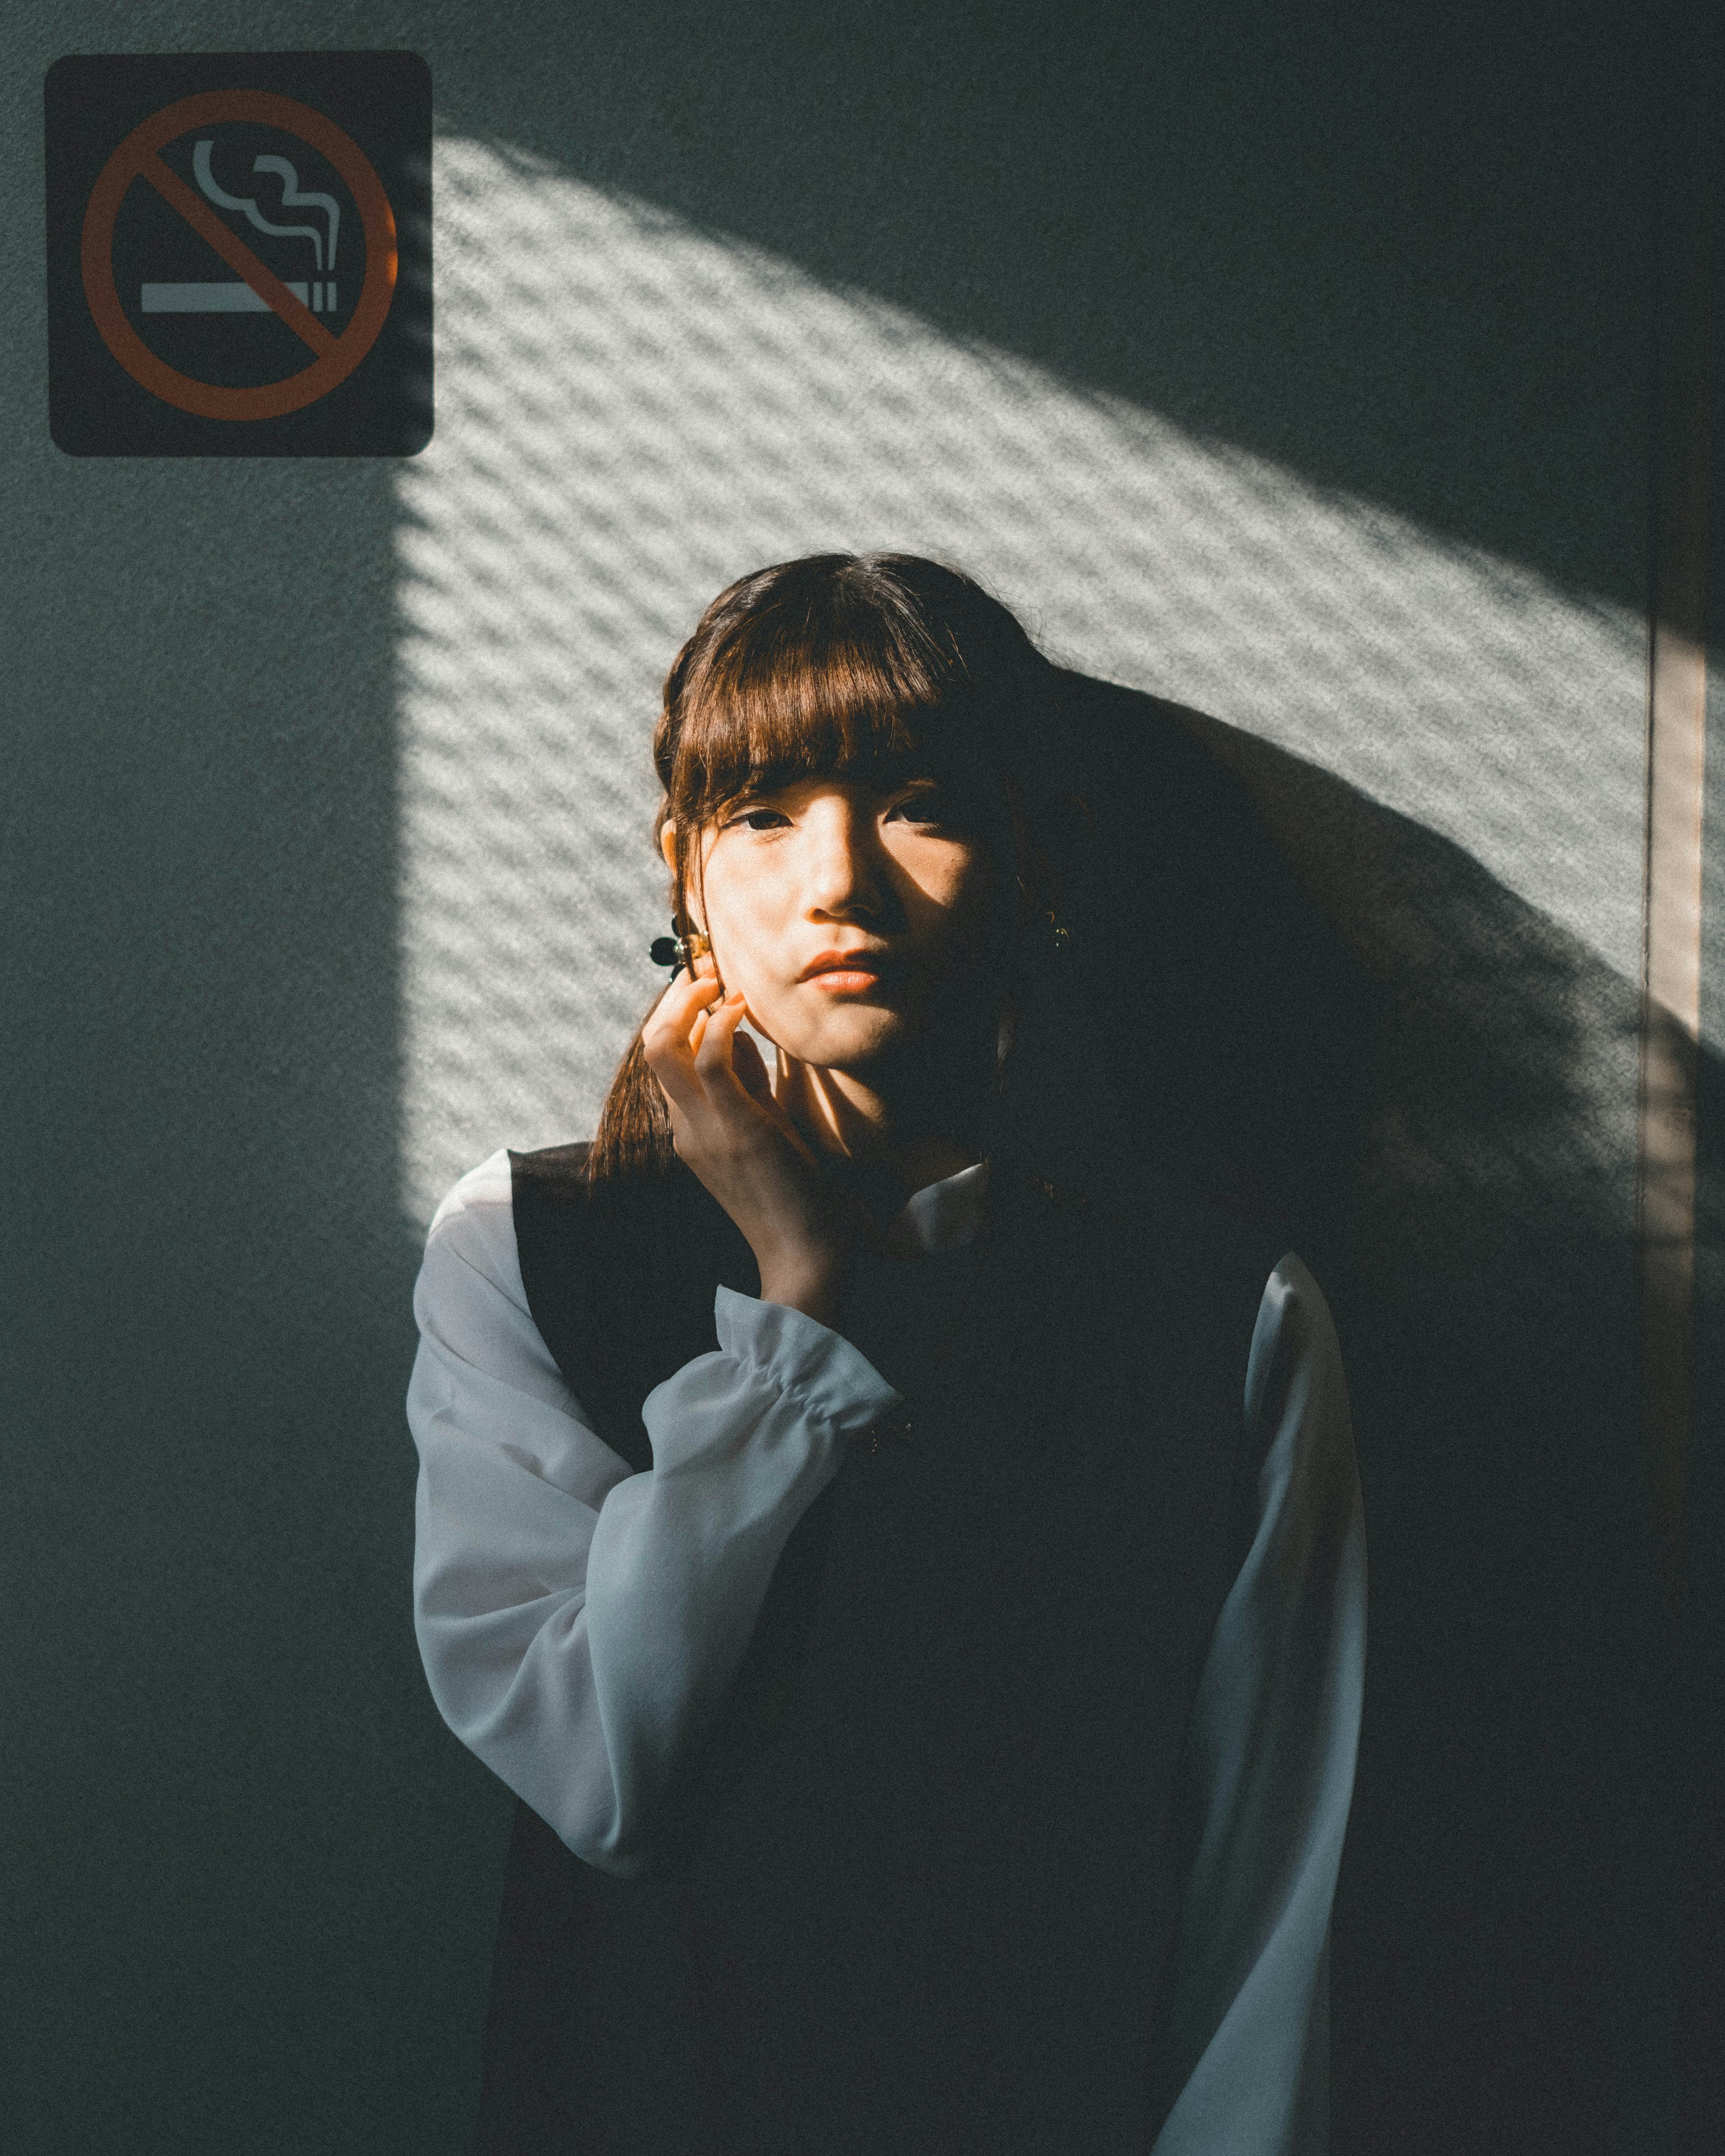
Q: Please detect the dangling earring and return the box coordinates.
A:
[1013,872,1068,958]
[1022,900,1068,957]
[648,925,711,978]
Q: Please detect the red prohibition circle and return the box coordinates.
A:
[80,89,398,422]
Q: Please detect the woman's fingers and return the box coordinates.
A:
[686,985,748,1078]
[650,968,724,1030]
[729,1026,775,1108]
[650,983,754,1132]
[644,976,726,1128]
[718,1032,825,1166]
[650,982,827,1204]
[643,978,721,1060]
[688,994,762,1128]
[672,992,816,1162]
[643,971,723,1067]
[692,990,748,1073]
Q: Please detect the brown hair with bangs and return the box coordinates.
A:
[587,552,1058,1182]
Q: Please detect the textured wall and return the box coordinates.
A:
[397,137,1646,1223]
[1,3,1707,2152]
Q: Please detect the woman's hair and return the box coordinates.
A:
[587,553,1066,1182]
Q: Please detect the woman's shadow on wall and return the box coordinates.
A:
[1046,667,1702,2156]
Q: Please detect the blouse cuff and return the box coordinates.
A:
[712,1283,904,1439]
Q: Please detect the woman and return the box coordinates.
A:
[408,554,1366,2155]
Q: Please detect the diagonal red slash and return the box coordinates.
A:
[138,151,339,359]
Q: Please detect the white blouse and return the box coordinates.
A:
[408,1148,1366,2156]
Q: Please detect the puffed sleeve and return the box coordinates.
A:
[407,1150,903,1877]
[1150,1253,1367,2155]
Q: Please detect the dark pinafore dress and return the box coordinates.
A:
[472,1141,1283,2156]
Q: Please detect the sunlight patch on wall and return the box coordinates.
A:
[395,132,1645,1225]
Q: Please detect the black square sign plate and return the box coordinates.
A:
[46,51,431,456]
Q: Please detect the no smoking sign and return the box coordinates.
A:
[47,52,431,456]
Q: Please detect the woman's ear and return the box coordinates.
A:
[661,820,709,934]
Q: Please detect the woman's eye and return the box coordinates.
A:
[727,805,790,832]
[887,791,947,826]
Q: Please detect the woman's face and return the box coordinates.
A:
[663,772,997,1074]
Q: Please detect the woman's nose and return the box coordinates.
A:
[802,796,884,919]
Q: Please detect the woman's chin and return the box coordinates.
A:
[776,1008,916,1073]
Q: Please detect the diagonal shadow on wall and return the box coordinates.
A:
[1046,672,1694,2155]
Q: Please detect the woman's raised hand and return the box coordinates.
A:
[641,961,858,1328]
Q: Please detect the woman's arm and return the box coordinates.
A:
[1150,1255,1367,2156]
[407,1151,902,1877]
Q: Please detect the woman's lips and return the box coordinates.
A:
[799,950,890,991]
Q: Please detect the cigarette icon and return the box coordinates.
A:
[141,280,339,312]
[137,146,345,321]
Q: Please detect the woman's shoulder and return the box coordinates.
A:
[422,1141,642,1334]
[412,1149,579,1415]
[1248,1250,1345,1385]
[424,1142,610,1268]
[417,1140,633,1334]
[423,1146,520,1279]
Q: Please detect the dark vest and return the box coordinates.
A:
[474,1144,1283,2156]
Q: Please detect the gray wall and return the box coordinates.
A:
[2,3,1712,2151]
